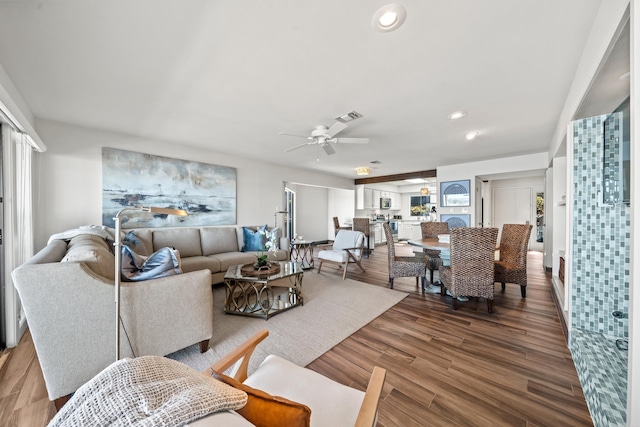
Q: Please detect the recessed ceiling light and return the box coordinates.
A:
[448,111,467,120]
[372,4,406,33]
[465,131,479,141]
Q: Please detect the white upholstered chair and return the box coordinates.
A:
[204,329,386,427]
[317,230,366,279]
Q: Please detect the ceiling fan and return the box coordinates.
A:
[279,122,369,156]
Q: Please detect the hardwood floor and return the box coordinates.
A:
[308,242,592,426]
[0,241,592,426]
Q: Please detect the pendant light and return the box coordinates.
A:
[420,179,429,196]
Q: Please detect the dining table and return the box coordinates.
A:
[407,238,450,294]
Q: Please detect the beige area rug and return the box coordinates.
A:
[167,271,407,374]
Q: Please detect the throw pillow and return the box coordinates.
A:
[241,225,268,252]
[121,245,182,281]
[123,230,149,256]
[210,370,311,427]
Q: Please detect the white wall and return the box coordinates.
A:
[295,185,329,242]
[327,187,356,241]
[32,119,354,249]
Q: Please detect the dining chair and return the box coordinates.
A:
[352,217,371,257]
[332,216,351,236]
[494,223,533,298]
[439,227,499,313]
[419,222,449,284]
[382,222,427,291]
[317,230,366,280]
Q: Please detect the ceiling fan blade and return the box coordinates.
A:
[279,131,311,139]
[322,143,336,155]
[286,142,313,152]
[335,137,369,144]
[325,122,347,138]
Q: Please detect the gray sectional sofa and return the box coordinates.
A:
[11,224,289,407]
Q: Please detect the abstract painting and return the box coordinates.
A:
[102,148,236,228]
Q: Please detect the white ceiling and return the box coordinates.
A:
[0,1,626,180]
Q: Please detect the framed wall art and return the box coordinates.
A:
[440,214,470,228]
[440,179,470,207]
[102,148,237,228]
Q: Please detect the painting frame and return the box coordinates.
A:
[102,148,237,228]
[440,179,470,207]
[440,214,471,228]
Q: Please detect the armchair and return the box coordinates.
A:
[494,223,532,298]
[440,227,499,312]
[317,230,366,279]
[206,329,386,427]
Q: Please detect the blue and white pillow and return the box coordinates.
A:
[121,245,182,281]
[241,225,268,252]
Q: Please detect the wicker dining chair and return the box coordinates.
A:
[352,217,371,257]
[382,222,427,291]
[440,227,499,313]
[420,222,450,284]
[494,223,533,298]
[332,217,351,236]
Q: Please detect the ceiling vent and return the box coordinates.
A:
[334,111,363,123]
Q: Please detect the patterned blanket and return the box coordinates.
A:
[47,356,247,427]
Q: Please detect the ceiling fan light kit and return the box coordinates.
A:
[280,112,370,156]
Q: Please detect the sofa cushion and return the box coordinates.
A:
[152,228,202,257]
[121,246,182,281]
[241,225,268,252]
[210,370,311,427]
[62,245,115,280]
[68,234,111,252]
[209,252,257,272]
[123,230,150,256]
[201,227,239,255]
[179,256,221,274]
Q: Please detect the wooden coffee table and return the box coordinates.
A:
[224,261,304,319]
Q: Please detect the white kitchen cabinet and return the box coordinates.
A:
[391,192,401,209]
[355,185,364,210]
[398,221,411,240]
[373,223,387,245]
[411,222,422,240]
[363,188,375,209]
[372,190,381,208]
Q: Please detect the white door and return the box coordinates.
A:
[492,187,539,250]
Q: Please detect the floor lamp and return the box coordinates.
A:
[113,206,188,360]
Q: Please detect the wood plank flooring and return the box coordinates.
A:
[308,242,592,426]
[0,241,592,426]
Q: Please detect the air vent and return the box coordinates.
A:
[370,160,381,164]
[334,111,363,123]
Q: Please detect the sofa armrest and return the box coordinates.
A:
[12,262,213,401]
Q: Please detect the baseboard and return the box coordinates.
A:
[550,283,568,345]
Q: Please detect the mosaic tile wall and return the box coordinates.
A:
[571,115,630,338]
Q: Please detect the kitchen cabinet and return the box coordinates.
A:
[373,223,386,245]
[363,188,375,209]
[355,185,364,210]
[398,221,411,240]
[391,192,401,209]
[411,222,422,240]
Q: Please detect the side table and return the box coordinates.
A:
[290,240,314,270]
